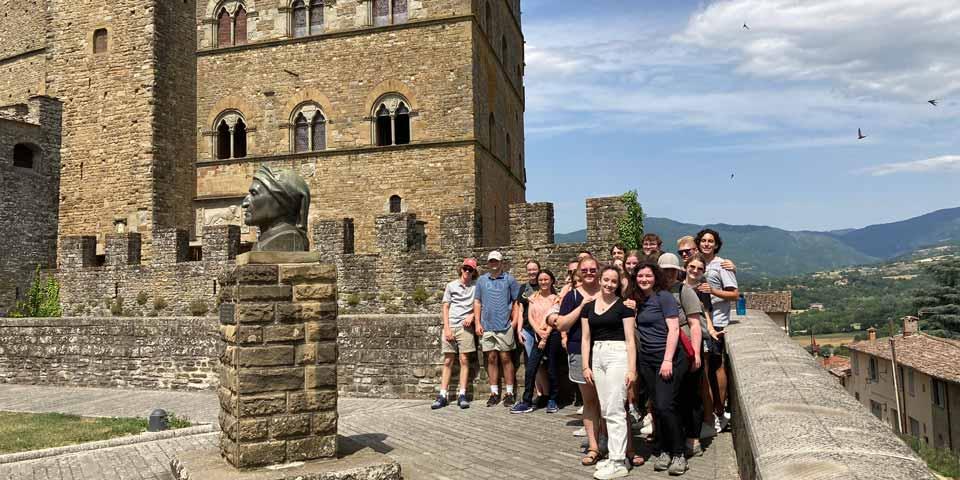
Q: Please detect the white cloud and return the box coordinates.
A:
[860,155,960,176]
[676,0,960,99]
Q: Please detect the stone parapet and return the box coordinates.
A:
[59,236,97,269]
[585,196,625,247]
[218,256,338,468]
[105,233,142,267]
[203,225,241,263]
[509,202,554,247]
[727,310,935,480]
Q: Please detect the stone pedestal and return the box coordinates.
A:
[218,252,339,468]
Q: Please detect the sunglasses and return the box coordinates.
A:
[580,268,598,274]
[678,248,695,256]
[462,266,475,272]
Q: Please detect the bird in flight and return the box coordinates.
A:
[928,99,938,106]
[857,128,867,140]
[730,174,735,180]
[743,23,750,30]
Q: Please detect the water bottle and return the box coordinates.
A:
[737,294,747,316]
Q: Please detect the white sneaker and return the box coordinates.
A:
[714,415,723,434]
[594,462,629,479]
[577,406,584,415]
[595,458,613,471]
[719,412,731,432]
[700,421,717,439]
[573,427,587,437]
[641,413,652,428]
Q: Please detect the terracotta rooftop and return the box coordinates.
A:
[848,333,960,384]
[821,355,851,377]
[744,291,792,313]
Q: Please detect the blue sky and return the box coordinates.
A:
[520,0,960,233]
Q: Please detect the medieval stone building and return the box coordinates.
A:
[0,0,526,313]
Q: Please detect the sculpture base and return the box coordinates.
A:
[237,251,321,265]
[170,438,400,480]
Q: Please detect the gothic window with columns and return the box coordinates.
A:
[373,95,411,146]
[292,0,324,37]
[215,2,248,47]
[372,0,407,27]
[215,112,248,159]
[291,104,327,153]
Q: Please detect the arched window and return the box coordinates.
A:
[13,144,37,169]
[488,113,496,155]
[372,95,412,146]
[217,9,232,46]
[292,0,324,37]
[372,0,406,26]
[234,6,247,45]
[291,104,327,153]
[93,28,108,54]
[214,112,247,159]
[215,3,248,47]
[389,195,402,213]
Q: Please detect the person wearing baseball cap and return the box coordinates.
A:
[474,250,521,407]
[433,258,480,410]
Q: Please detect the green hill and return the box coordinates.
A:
[831,207,960,258]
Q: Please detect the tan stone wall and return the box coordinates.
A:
[197,0,471,49]
[196,143,477,253]
[197,19,475,157]
[47,0,159,245]
[0,0,47,59]
[0,53,46,105]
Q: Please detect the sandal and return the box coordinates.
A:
[627,453,645,466]
[581,449,602,466]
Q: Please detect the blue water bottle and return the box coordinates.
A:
[736,294,747,316]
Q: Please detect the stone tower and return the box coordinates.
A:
[193,0,526,252]
[46,0,197,259]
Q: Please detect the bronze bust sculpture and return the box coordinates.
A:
[242,166,311,252]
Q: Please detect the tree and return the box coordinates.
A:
[617,190,645,251]
[11,266,62,318]
[914,256,960,338]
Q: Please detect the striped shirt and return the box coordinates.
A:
[476,272,520,332]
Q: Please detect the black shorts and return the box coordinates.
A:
[705,326,726,357]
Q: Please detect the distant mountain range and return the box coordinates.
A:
[554,207,960,279]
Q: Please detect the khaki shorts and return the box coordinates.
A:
[441,326,477,354]
[480,325,516,352]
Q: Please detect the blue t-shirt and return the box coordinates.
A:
[636,290,680,361]
[560,290,584,355]
[476,272,520,332]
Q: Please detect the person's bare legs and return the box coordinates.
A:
[457,353,470,394]
[440,353,455,393]
[499,351,516,392]
[580,384,601,454]
[485,351,500,393]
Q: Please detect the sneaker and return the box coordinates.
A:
[653,452,671,471]
[510,401,534,414]
[594,462,629,479]
[457,394,470,409]
[430,395,448,410]
[573,427,587,437]
[502,393,516,408]
[714,415,723,434]
[668,456,688,476]
[719,415,730,432]
[700,421,717,439]
[577,405,585,415]
[686,442,703,458]
[595,458,613,471]
[640,422,654,436]
[546,400,559,413]
[486,394,500,407]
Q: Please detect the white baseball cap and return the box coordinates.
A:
[487,250,503,262]
[658,253,684,271]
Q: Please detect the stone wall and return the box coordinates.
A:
[0,96,62,316]
[0,0,47,60]
[0,52,46,105]
[0,316,219,390]
[727,310,935,480]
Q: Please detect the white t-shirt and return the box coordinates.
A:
[442,280,476,328]
[705,256,738,328]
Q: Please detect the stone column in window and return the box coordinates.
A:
[223,114,239,159]
[301,106,319,151]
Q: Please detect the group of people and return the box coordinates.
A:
[433,231,740,479]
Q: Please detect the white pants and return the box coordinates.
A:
[593,341,628,461]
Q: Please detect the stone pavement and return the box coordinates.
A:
[0,385,738,480]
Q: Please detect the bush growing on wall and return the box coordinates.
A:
[11,266,62,318]
[617,190,645,251]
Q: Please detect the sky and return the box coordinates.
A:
[520,0,960,233]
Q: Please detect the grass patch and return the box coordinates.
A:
[901,434,960,478]
[0,411,191,454]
